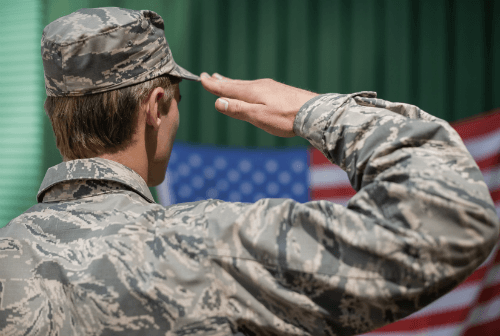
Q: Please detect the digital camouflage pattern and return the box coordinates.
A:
[41,7,200,97]
[1,93,499,335]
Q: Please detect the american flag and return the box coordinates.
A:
[157,109,500,335]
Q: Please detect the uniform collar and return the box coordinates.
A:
[37,158,155,203]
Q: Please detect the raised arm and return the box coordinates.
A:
[200,74,499,335]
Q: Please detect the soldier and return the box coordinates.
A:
[0,6,498,336]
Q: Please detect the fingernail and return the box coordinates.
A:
[218,98,228,112]
[214,73,223,80]
[200,73,210,79]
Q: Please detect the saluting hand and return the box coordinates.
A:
[200,73,318,138]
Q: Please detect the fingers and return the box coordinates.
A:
[200,73,230,97]
[215,97,295,137]
[210,73,248,84]
[211,73,232,82]
[212,73,224,80]
[200,72,234,97]
[215,98,229,112]
[214,97,262,121]
[201,72,233,83]
[199,72,317,138]
[200,72,253,101]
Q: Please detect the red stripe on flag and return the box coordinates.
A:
[491,189,500,203]
[374,307,470,332]
[451,109,500,140]
[475,152,500,171]
[457,266,488,289]
[461,317,500,336]
[476,283,500,305]
[312,186,356,199]
[494,247,500,264]
[310,148,332,166]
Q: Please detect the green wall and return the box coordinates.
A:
[1,0,499,226]
[0,0,45,227]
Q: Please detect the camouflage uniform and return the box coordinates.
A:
[1,6,499,336]
[1,90,499,335]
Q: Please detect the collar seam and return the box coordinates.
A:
[42,188,132,203]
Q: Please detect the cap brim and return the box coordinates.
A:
[169,63,200,82]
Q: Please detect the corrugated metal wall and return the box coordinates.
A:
[1,0,498,225]
[167,0,500,147]
[0,0,44,227]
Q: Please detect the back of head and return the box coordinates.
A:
[44,75,180,160]
[41,7,198,160]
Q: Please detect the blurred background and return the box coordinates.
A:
[1,1,500,334]
[1,0,499,224]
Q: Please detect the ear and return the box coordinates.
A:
[145,87,165,130]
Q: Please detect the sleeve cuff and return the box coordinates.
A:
[293,92,377,151]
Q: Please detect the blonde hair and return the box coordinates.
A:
[44,75,181,160]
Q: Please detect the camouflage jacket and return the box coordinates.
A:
[1,92,498,336]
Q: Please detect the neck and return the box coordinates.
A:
[98,137,150,185]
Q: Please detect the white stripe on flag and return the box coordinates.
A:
[485,264,500,286]
[481,167,500,191]
[157,171,176,206]
[463,127,500,162]
[310,166,350,187]
[465,295,500,326]
[363,324,464,336]
[323,197,350,207]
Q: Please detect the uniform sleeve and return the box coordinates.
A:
[203,92,500,335]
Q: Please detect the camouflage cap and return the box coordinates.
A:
[41,7,200,97]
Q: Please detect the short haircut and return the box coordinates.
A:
[45,75,181,160]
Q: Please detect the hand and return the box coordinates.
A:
[200,73,319,137]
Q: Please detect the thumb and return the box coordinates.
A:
[215,97,259,121]
[215,98,230,113]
